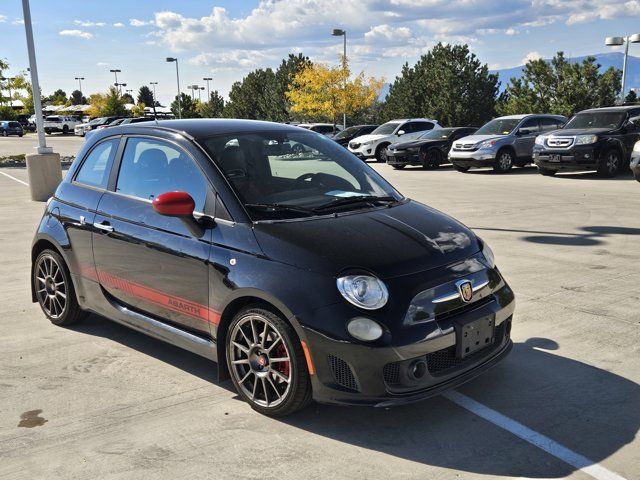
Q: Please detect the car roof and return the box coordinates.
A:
[493,114,565,121]
[103,118,305,139]
[578,105,640,113]
[387,118,439,123]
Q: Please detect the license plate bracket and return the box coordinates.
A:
[455,315,495,359]
[549,154,562,162]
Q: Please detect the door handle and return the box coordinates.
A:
[93,221,114,233]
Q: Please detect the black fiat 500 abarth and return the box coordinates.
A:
[31,119,515,416]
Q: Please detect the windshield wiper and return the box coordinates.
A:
[313,195,397,212]
[245,203,315,217]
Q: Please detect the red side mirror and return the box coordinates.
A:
[152,191,195,217]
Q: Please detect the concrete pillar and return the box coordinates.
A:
[26,153,62,201]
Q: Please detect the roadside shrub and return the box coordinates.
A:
[0,106,17,120]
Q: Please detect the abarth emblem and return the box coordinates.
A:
[456,279,473,303]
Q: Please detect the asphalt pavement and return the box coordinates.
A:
[0,162,638,480]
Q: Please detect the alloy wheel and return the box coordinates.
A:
[606,151,619,175]
[228,314,292,408]
[35,254,67,319]
[498,152,512,171]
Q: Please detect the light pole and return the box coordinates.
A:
[198,86,205,102]
[150,81,158,105]
[332,28,347,129]
[115,82,127,95]
[22,0,61,202]
[203,77,212,100]
[109,68,121,92]
[166,57,181,118]
[0,76,15,107]
[74,76,84,98]
[605,34,640,103]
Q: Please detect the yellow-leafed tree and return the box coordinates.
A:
[286,57,383,124]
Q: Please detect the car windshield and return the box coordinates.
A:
[88,118,104,125]
[201,131,402,220]
[475,118,520,136]
[371,122,400,135]
[333,126,360,139]
[418,128,457,140]
[564,112,625,129]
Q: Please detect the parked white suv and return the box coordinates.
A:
[298,123,343,136]
[348,119,441,162]
[43,115,80,135]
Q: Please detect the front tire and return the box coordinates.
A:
[538,167,557,176]
[226,307,312,416]
[375,143,390,163]
[391,164,405,170]
[494,149,514,173]
[2,131,7,137]
[62,125,69,135]
[597,149,621,178]
[33,250,86,326]
[454,165,470,172]
[420,147,441,169]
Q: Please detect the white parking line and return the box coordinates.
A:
[444,390,626,480]
[0,171,29,186]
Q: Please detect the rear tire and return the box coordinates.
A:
[2,131,7,137]
[226,306,312,416]
[375,143,390,163]
[454,165,470,172]
[597,149,621,178]
[62,125,69,135]
[538,167,557,176]
[494,149,514,173]
[33,249,86,326]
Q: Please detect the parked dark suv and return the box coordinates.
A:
[533,106,640,177]
[31,119,515,416]
[0,120,24,137]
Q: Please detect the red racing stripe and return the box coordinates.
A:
[80,264,220,325]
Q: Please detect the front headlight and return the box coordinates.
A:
[479,238,495,269]
[575,134,598,145]
[633,141,640,152]
[362,140,374,146]
[478,139,498,149]
[336,275,389,310]
[535,135,547,146]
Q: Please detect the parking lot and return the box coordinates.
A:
[0,133,83,158]
[0,160,639,480]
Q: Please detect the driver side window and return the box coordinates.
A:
[116,137,208,211]
[519,118,540,135]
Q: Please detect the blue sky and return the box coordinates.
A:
[2,0,640,105]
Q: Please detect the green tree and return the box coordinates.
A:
[0,58,9,104]
[497,52,622,117]
[121,93,135,104]
[101,87,127,117]
[70,89,86,105]
[171,93,200,118]
[197,90,225,118]
[137,86,155,106]
[274,53,312,120]
[131,102,146,117]
[381,43,498,126]
[45,89,68,105]
[0,105,17,120]
[625,89,638,104]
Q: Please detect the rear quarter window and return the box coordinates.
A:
[74,139,119,189]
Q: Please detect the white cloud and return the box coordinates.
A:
[59,29,94,40]
[505,28,518,35]
[12,18,24,25]
[521,51,542,64]
[113,22,125,28]
[130,18,154,27]
[74,20,106,27]
[0,15,6,23]
[96,62,109,66]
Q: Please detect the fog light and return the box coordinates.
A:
[347,317,383,342]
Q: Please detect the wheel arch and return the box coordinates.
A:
[30,235,70,303]
[215,290,300,382]
[496,144,516,159]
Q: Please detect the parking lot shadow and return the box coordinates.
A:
[473,225,640,247]
[282,337,639,478]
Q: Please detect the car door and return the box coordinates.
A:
[514,117,540,159]
[53,137,120,283]
[623,110,640,159]
[92,135,215,336]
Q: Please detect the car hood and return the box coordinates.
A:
[351,133,388,144]
[390,139,446,150]
[454,134,506,145]
[252,200,479,278]
[547,128,613,136]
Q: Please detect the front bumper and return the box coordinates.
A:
[533,145,600,171]
[303,270,515,407]
[631,153,640,181]
[387,150,421,166]
[448,148,496,167]
[348,145,375,159]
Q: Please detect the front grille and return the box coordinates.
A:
[426,321,506,376]
[546,136,574,148]
[382,319,509,386]
[453,142,477,151]
[328,355,359,391]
